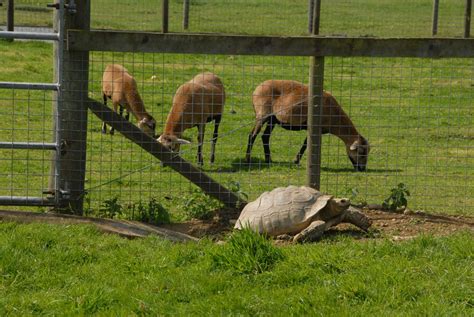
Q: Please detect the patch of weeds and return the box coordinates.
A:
[382,183,410,211]
[181,188,222,220]
[344,187,367,206]
[129,198,171,225]
[210,227,285,274]
[98,197,123,219]
[227,180,249,206]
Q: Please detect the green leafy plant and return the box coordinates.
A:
[227,180,249,203]
[182,188,223,220]
[132,198,171,225]
[210,227,285,274]
[343,187,367,206]
[98,197,123,219]
[382,183,410,211]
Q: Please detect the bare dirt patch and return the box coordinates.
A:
[163,209,474,242]
[1,209,472,242]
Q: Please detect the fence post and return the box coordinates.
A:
[307,0,324,190]
[183,0,189,30]
[432,0,439,36]
[308,0,314,33]
[162,0,169,33]
[465,0,472,38]
[50,0,90,214]
[6,0,14,41]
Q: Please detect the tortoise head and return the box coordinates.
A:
[326,197,351,217]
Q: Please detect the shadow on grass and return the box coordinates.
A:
[204,157,403,174]
[320,228,375,240]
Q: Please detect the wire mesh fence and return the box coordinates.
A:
[0,87,56,205]
[0,0,472,218]
[83,51,473,217]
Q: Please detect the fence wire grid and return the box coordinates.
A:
[81,52,473,217]
[0,0,472,219]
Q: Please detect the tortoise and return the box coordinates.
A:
[234,185,371,243]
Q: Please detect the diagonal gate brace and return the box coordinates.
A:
[87,99,245,210]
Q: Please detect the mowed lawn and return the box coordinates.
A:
[1,223,473,315]
[0,0,473,314]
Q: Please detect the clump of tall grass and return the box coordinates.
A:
[210,227,285,274]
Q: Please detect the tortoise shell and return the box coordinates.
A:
[235,185,333,236]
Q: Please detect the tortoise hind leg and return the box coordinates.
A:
[342,208,372,231]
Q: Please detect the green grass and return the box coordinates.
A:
[1,222,472,315]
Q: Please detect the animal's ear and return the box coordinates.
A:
[349,141,359,151]
[174,138,191,145]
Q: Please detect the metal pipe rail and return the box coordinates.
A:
[0,142,57,150]
[0,81,59,90]
[0,31,59,41]
[0,196,55,207]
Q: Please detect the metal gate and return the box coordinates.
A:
[0,0,69,207]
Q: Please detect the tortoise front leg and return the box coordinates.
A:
[293,212,347,243]
[293,220,327,243]
[342,207,372,231]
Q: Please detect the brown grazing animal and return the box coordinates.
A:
[101,64,156,137]
[246,80,370,171]
[157,72,225,165]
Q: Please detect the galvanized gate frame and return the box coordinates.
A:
[0,0,70,207]
[0,0,244,213]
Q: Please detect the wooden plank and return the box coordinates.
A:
[0,210,199,242]
[86,99,245,210]
[67,30,474,58]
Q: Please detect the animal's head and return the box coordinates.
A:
[328,197,351,214]
[346,137,370,172]
[138,117,156,137]
[156,134,191,152]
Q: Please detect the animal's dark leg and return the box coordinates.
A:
[245,119,264,163]
[124,109,130,121]
[197,124,205,166]
[210,115,221,164]
[261,118,276,163]
[109,102,121,135]
[293,137,308,165]
[101,94,108,134]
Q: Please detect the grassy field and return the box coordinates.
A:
[1,222,473,315]
[0,1,473,314]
